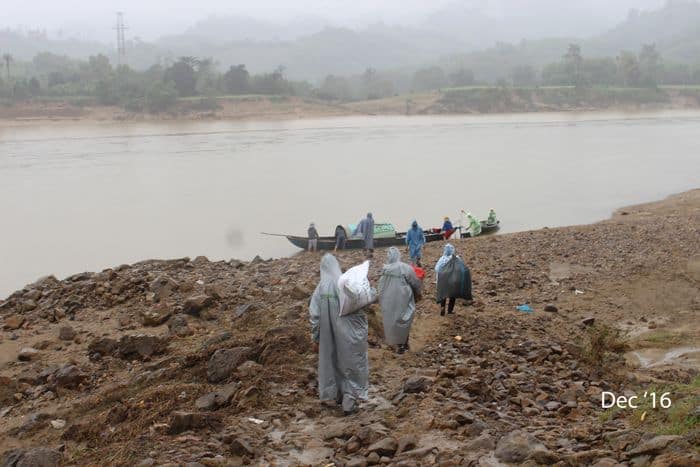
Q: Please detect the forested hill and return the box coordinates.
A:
[2,0,700,82]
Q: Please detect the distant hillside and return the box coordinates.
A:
[588,0,700,60]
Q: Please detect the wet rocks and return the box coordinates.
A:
[366,437,397,457]
[149,275,179,300]
[88,335,168,360]
[3,314,25,330]
[195,384,238,411]
[286,284,311,300]
[206,347,252,383]
[88,337,118,357]
[140,304,171,326]
[544,304,558,312]
[1,447,62,467]
[58,326,76,341]
[581,317,596,326]
[49,364,86,389]
[117,334,168,360]
[183,294,214,316]
[18,347,40,361]
[627,435,682,457]
[402,375,433,393]
[168,411,211,435]
[396,435,417,455]
[167,315,192,337]
[495,430,556,464]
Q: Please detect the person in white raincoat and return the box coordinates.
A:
[378,247,422,354]
[309,254,369,415]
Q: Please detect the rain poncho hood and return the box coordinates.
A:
[309,254,368,411]
[378,248,422,345]
[405,221,426,260]
[435,244,455,276]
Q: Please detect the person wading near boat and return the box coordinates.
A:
[405,220,426,267]
[310,254,369,415]
[435,244,473,316]
[334,225,347,251]
[308,223,319,252]
[353,212,375,258]
[461,210,482,237]
[378,247,422,354]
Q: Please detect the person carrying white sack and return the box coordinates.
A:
[309,254,369,415]
[378,247,422,354]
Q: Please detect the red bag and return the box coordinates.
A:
[411,264,425,281]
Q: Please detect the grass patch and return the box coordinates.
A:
[627,377,700,436]
[580,324,629,371]
[636,329,694,347]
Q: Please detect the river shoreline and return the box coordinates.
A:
[2,86,700,126]
[0,189,698,464]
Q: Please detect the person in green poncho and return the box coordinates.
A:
[461,210,482,237]
[487,209,497,225]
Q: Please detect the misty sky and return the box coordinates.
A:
[3,0,666,42]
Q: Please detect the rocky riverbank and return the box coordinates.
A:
[1,190,698,466]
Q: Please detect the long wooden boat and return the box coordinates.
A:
[460,220,501,238]
[286,230,445,251]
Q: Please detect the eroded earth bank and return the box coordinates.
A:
[1,190,699,466]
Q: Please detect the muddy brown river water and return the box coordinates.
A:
[1,111,699,296]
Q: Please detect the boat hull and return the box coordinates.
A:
[287,231,445,251]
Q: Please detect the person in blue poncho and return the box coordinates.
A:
[441,216,455,240]
[405,220,426,267]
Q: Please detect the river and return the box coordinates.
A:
[1,111,699,297]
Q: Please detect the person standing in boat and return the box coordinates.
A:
[309,254,369,415]
[308,222,319,252]
[441,216,455,240]
[405,220,426,267]
[353,212,375,258]
[334,225,347,251]
[378,247,422,354]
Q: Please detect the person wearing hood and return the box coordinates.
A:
[353,212,375,258]
[405,220,426,267]
[435,243,472,316]
[461,211,482,237]
[308,222,319,252]
[441,216,455,240]
[309,254,369,415]
[334,225,347,251]
[378,247,422,354]
[487,209,498,225]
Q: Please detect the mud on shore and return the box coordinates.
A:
[0,190,698,466]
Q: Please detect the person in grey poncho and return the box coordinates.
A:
[309,254,369,415]
[353,212,375,258]
[378,247,422,354]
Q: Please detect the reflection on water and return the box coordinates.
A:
[1,111,699,296]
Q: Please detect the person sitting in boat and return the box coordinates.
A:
[441,216,455,240]
[353,212,375,258]
[461,211,482,237]
[334,225,347,251]
[308,223,319,252]
[487,209,497,225]
[405,220,426,267]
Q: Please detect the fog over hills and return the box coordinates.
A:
[4,0,696,81]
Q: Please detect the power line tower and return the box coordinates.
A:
[114,12,128,66]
